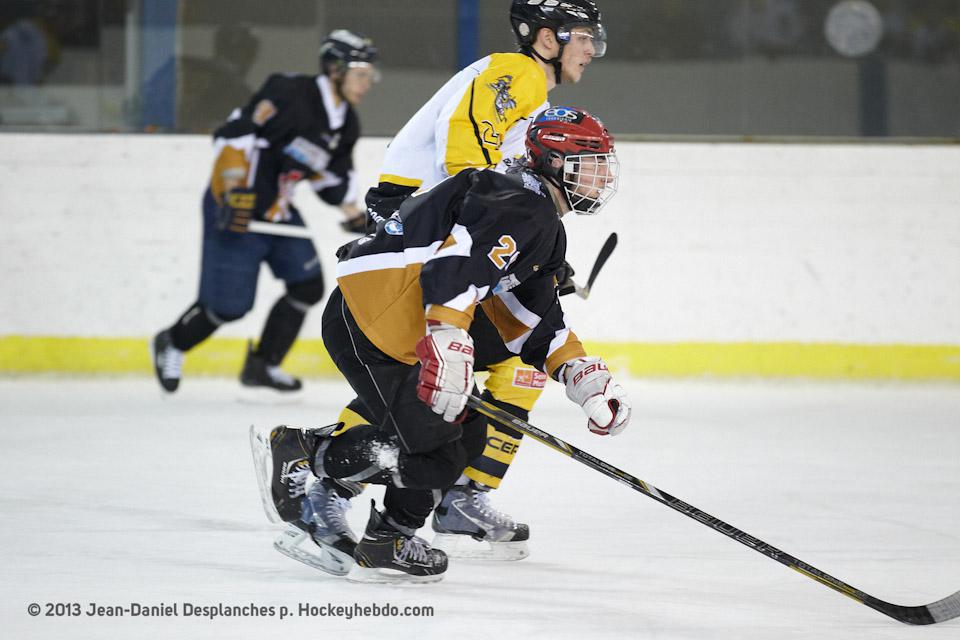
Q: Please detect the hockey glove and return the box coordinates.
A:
[215,187,258,234]
[556,260,577,297]
[340,213,369,234]
[415,321,475,423]
[560,356,631,436]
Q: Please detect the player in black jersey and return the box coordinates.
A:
[151,30,378,395]
[253,107,633,582]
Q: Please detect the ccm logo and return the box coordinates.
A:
[572,362,607,385]
[448,342,474,356]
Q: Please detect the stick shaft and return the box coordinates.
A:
[465,394,958,625]
[247,221,314,239]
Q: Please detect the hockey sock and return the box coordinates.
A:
[256,295,308,366]
[463,390,526,489]
[383,486,435,531]
[169,302,222,351]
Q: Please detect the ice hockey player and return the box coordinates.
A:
[252,106,632,583]
[150,30,378,396]
[257,0,611,571]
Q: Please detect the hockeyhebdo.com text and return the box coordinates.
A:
[28,601,436,621]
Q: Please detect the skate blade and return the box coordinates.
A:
[273,525,353,577]
[345,565,444,584]
[432,533,529,561]
[237,386,304,405]
[248,425,283,524]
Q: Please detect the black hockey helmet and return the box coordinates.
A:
[319,29,380,78]
[510,0,607,83]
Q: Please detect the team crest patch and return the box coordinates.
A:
[384,218,403,235]
[487,75,517,123]
[513,369,547,389]
[252,99,277,125]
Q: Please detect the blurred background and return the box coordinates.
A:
[0,0,957,139]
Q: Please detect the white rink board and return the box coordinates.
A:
[0,134,958,344]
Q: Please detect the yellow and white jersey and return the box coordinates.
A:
[378,53,549,192]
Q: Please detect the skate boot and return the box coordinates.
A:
[248,424,331,524]
[151,330,183,393]
[240,341,302,393]
[348,501,448,584]
[273,476,363,576]
[432,482,530,560]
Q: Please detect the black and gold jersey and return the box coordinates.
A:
[337,168,586,377]
[208,73,360,221]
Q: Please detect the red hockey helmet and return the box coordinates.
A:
[526,106,619,215]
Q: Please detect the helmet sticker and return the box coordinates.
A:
[539,106,583,123]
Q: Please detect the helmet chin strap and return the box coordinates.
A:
[526,44,564,85]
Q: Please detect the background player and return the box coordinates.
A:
[266,0,610,569]
[256,106,631,582]
[151,30,378,396]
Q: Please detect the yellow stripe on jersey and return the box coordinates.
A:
[210,146,250,202]
[425,304,475,331]
[377,174,423,188]
[443,53,547,177]
[338,265,426,365]
[545,333,587,378]
[480,297,532,344]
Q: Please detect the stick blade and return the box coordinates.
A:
[584,232,618,291]
[868,589,960,625]
[923,589,960,624]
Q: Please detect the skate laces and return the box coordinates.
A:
[470,488,515,528]
[395,536,432,565]
[266,365,297,385]
[323,495,353,534]
[160,346,184,379]
[285,466,310,498]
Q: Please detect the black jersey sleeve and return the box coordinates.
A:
[212,73,301,145]
[314,110,360,206]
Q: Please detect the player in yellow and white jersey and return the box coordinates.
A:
[258,0,610,574]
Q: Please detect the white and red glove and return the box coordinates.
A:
[415,321,475,422]
[560,357,631,436]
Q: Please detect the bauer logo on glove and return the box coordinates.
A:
[561,356,631,436]
[415,321,475,423]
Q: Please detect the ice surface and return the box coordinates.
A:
[1,377,958,639]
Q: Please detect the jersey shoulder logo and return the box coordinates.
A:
[252,99,277,125]
[487,234,519,270]
[521,171,545,196]
[487,75,517,123]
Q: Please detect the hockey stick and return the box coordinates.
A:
[247,220,315,239]
[560,232,618,299]
[465,394,960,625]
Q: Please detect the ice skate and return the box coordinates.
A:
[272,477,362,576]
[431,482,530,560]
[248,424,329,524]
[239,341,303,400]
[347,502,448,584]
[151,330,183,393]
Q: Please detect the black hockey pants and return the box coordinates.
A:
[319,287,486,529]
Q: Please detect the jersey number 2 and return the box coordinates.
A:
[487,235,518,270]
